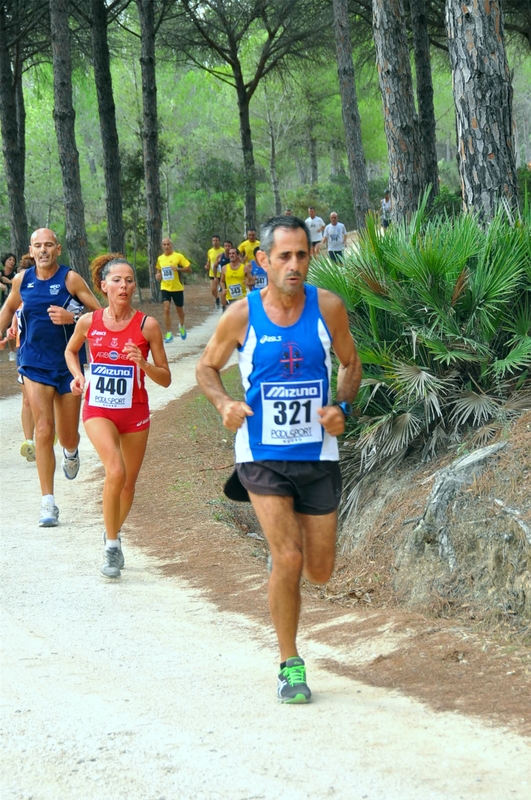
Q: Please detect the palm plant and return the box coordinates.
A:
[308,196,531,521]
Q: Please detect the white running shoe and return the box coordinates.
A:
[62,448,80,480]
[101,548,122,578]
[8,351,16,362]
[39,500,59,527]
[102,532,125,569]
[20,440,36,462]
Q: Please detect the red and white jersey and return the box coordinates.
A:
[85,309,149,410]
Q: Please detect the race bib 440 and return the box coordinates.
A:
[89,363,134,409]
[260,380,323,445]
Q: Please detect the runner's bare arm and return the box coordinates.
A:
[196,302,253,432]
[65,314,93,394]
[317,289,362,436]
[65,271,101,312]
[0,273,23,332]
[123,316,171,387]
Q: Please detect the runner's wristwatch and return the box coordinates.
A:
[332,400,352,417]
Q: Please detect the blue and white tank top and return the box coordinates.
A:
[235,284,339,462]
[249,259,268,291]
[18,264,86,370]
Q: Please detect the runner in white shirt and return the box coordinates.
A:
[322,211,347,263]
[304,207,325,256]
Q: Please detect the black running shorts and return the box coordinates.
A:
[161,290,184,307]
[236,460,342,515]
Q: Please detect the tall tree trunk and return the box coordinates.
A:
[410,0,439,201]
[234,64,256,231]
[309,124,318,185]
[91,0,125,254]
[266,101,282,215]
[49,0,90,282]
[373,0,423,223]
[446,0,518,220]
[0,7,28,259]
[136,0,163,301]
[332,0,370,229]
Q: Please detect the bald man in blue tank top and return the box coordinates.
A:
[197,215,362,703]
[0,228,100,527]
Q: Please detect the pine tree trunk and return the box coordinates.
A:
[91,0,125,254]
[446,0,518,220]
[373,0,423,222]
[136,0,163,301]
[266,102,282,215]
[332,0,370,229]
[234,67,256,231]
[309,127,318,186]
[0,7,28,259]
[409,0,439,201]
[49,0,90,283]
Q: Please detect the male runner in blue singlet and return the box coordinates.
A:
[197,215,362,703]
[0,228,100,527]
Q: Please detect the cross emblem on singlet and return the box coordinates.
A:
[280,343,303,376]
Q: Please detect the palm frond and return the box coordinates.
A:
[450,391,499,427]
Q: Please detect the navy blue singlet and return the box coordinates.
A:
[18,264,85,371]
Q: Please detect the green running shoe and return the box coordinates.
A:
[277,657,311,703]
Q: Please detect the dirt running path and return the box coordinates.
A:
[1,312,530,799]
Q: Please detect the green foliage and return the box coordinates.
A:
[308,197,531,519]
[426,186,462,220]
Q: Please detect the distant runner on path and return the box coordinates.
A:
[204,234,225,309]
[197,215,361,703]
[66,254,171,579]
[155,237,191,342]
[0,228,100,528]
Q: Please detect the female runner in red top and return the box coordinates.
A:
[66,254,171,578]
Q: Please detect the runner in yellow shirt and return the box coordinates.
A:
[238,229,260,265]
[220,247,251,305]
[204,234,225,309]
[155,237,191,341]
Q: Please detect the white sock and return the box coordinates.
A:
[64,447,78,458]
[106,538,120,549]
[42,494,54,506]
[26,438,34,444]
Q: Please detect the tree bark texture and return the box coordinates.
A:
[49,0,90,282]
[0,7,28,259]
[409,0,439,201]
[234,63,257,231]
[266,102,282,215]
[373,0,423,222]
[446,0,518,220]
[91,0,125,254]
[332,0,370,229]
[136,0,163,301]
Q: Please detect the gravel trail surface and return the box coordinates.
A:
[1,314,530,799]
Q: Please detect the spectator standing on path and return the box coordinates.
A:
[0,228,100,527]
[1,252,18,360]
[304,207,325,256]
[322,212,347,263]
[197,215,361,703]
[155,237,192,343]
[381,189,392,230]
[238,229,260,266]
[66,254,171,579]
[204,234,225,309]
